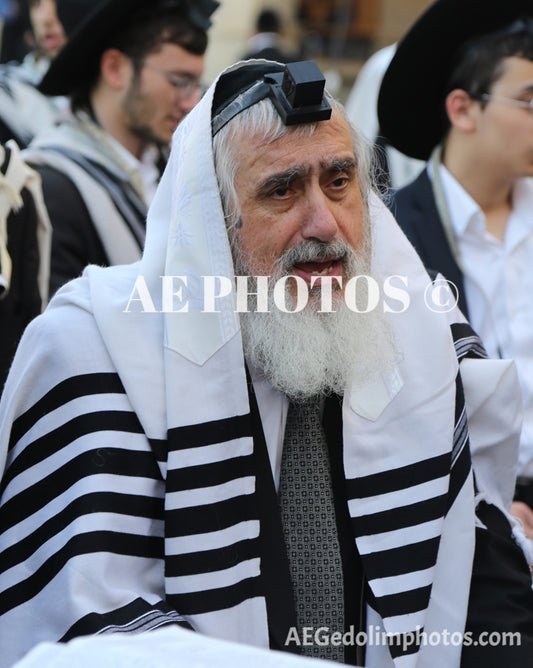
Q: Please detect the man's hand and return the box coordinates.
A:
[511,501,533,540]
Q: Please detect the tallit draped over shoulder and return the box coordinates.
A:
[22,111,148,293]
[0,63,527,668]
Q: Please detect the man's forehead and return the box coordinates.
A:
[495,55,533,85]
[241,123,355,177]
[260,155,356,179]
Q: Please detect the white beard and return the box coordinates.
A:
[233,230,400,402]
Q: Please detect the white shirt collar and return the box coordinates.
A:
[433,162,482,237]
[105,133,160,204]
[431,161,533,246]
[507,177,533,247]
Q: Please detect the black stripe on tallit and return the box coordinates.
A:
[167,576,264,616]
[351,494,448,537]
[374,585,433,618]
[452,401,468,466]
[446,322,486,509]
[163,405,261,624]
[346,322,484,664]
[9,373,127,451]
[362,537,440,581]
[165,494,258,538]
[2,410,147,495]
[0,492,163,575]
[167,413,252,450]
[62,598,192,641]
[166,453,256,492]
[454,336,487,361]
[361,537,440,623]
[149,437,169,463]
[165,538,261,578]
[43,146,147,248]
[345,452,449,500]
[451,323,488,361]
[387,630,423,659]
[447,423,473,513]
[1,448,162,531]
[0,532,163,616]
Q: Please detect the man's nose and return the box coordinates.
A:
[300,190,339,241]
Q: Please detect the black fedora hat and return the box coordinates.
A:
[377,0,533,160]
[56,0,94,37]
[39,0,219,97]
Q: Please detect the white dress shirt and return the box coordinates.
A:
[249,365,288,490]
[106,133,160,205]
[435,163,533,477]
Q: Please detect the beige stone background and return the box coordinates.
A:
[205,0,435,102]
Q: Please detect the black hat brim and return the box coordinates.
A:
[377,0,533,160]
[39,0,217,97]
[56,0,95,37]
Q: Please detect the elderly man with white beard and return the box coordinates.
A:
[0,60,532,668]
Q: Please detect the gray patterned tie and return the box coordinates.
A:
[279,398,345,662]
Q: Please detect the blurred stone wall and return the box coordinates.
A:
[204,0,300,84]
[377,0,434,47]
[204,0,435,89]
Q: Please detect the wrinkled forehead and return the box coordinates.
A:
[226,103,356,167]
[230,111,359,203]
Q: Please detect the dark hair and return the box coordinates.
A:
[257,9,280,34]
[71,5,207,111]
[443,17,533,124]
[108,6,207,59]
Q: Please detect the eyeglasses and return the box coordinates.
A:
[480,93,533,113]
[142,63,201,99]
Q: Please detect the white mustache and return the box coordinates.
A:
[278,239,352,274]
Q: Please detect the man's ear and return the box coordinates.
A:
[100,48,133,90]
[445,89,478,133]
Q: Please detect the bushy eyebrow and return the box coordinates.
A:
[255,157,356,197]
[325,158,357,173]
[256,166,309,197]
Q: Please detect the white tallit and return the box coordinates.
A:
[0,63,525,668]
[23,111,148,268]
[0,139,51,307]
[0,67,59,147]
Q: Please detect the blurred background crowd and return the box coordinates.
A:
[0,0,432,97]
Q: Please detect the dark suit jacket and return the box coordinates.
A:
[35,165,109,297]
[388,168,470,319]
[0,177,41,391]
